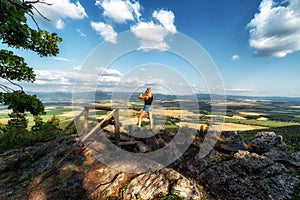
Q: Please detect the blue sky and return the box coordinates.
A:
[3,0,300,97]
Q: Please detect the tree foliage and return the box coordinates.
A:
[0,0,62,115]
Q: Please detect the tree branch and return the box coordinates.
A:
[3,78,24,91]
[7,0,30,9]
[28,13,40,29]
[0,84,15,92]
[7,0,52,21]
[32,5,50,21]
[24,0,52,6]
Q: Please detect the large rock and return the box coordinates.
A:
[124,168,205,199]
[234,150,274,174]
[215,131,248,153]
[263,150,300,167]
[250,132,285,153]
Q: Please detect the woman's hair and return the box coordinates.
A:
[146,87,153,97]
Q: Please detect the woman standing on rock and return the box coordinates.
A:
[137,88,154,129]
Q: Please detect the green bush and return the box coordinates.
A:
[0,114,62,153]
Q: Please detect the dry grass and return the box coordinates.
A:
[220,122,266,131]
[239,111,265,116]
[176,122,266,132]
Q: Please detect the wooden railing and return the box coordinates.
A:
[63,105,121,146]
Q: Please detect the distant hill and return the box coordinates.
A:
[29,91,300,106]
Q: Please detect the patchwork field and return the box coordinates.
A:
[1,96,300,134]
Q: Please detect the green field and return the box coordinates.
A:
[1,97,300,153]
[0,107,77,129]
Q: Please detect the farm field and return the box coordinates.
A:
[1,95,300,150]
[2,96,300,132]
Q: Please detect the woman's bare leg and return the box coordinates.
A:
[138,111,146,127]
[148,111,153,129]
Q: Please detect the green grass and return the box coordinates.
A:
[0,107,76,130]
[164,124,179,133]
[45,108,73,115]
[0,113,9,118]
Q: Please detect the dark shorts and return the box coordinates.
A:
[143,105,152,112]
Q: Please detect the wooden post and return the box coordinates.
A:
[113,108,120,147]
[81,109,116,142]
[84,107,89,134]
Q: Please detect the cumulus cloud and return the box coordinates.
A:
[131,9,177,51]
[95,0,141,23]
[97,67,122,76]
[153,10,176,33]
[91,21,117,43]
[248,0,300,57]
[131,21,170,51]
[231,54,240,61]
[114,76,166,92]
[92,1,177,50]
[33,0,87,29]
[34,70,76,86]
[25,68,123,92]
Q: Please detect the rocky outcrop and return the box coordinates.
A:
[0,131,299,200]
[249,131,285,153]
[0,134,206,200]
[182,131,300,200]
[214,131,248,153]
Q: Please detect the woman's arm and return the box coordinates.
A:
[138,92,149,100]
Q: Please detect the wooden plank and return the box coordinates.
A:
[84,105,113,111]
[83,107,89,134]
[81,109,116,142]
[113,108,120,147]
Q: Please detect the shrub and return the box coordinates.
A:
[0,114,62,153]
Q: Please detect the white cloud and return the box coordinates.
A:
[97,67,122,76]
[34,70,76,86]
[55,19,64,29]
[73,66,81,71]
[114,76,166,92]
[153,10,176,33]
[225,88,252,92]
[53,57,71,62]
[92,2,177,49]
[91,21,117,43]
[231,54,240,61]
[131,21,170,51]
[95,0,141,23]
[33,0,88,29]
[248,0,300,57]
[131,9,177,51]
[76,29,87,37]
[23,68,123,92]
